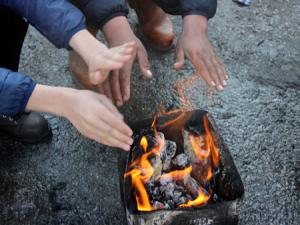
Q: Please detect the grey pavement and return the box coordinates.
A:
[0,0,299,224]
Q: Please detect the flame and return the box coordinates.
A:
[140,136,148,152]
[158,166,192,182]
[125,113,220,212]
[125,126,166,211]
[180,188,211,208]
[203,116,220,167]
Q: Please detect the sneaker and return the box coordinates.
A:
[0,112,52,144]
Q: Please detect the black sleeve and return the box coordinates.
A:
[180,0,218,19]
[69,0,129,29]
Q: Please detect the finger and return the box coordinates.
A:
[218,59,229,80]
[90,118,133,147]
[89,70,105,85]
[90,129,131,151]
[137,48,152,78]
[96,105,133,136]
[120,64,132,102]
[110,71,123,106]
[99,78,113,100]
[212,59,227,86]
[98,95,124,120]
[203,57,224,91]
[192,58,215,88]
[174,47,185,71]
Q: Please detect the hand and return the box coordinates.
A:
[100,16,152,106]
[174,15,228,91]
[26,85,133,151]
[65,90,133,150]
[69,29,136,85]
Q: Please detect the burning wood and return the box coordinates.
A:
[124,112,221,212]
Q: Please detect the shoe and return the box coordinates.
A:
[0,112,52,144]
[128,0,175,51]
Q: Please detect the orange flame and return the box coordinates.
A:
[125,113,220,211]
[180,188,211,208]
[159,166,192,182]
[140,136,148,152]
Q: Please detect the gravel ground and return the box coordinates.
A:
[0,0,299,224]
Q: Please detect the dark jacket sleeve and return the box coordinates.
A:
[180,0,217,19]
[0,0,86,48]
[0,68,36,116]
[70,0,129,29]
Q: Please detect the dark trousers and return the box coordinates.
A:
[0,6,28,72]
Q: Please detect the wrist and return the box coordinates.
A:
[183,15,208,34]
[69,29,107,67]
[26,84,78,118]
[103,16,135,42]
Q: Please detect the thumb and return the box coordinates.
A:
[90,70,106,85]
[174,47,185,71]
[137,49,152,78]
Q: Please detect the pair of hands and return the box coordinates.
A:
[96,15,228,107]
[64,15,228,151]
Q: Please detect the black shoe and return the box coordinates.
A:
[0,112,52,144]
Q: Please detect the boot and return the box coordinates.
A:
[128,0,175,50]
[0,112,52,144]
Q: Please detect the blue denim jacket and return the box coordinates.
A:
[0,0,86,115]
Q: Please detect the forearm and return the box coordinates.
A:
[102,16,134,40]
[69,29,107,68]
[26,84,76,118]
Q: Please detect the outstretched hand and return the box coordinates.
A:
[100,16,152,106]
[69,29,136,86]
[174,15,228,91]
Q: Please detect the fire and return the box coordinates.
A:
[140,136,148,152]
[125,112,220,211]
[179,188,211,208]
[159,166,192,182]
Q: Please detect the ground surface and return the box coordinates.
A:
[0,0,299,224]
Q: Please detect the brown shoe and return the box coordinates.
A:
[68,26,98,90]
[128,0,175,51]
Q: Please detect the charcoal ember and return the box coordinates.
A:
[184,176,200,199]
[148,153,162,179]
[166,199,175,209]
[152,201,165,210]
[183,130,204,164]
[161,140,177,161]
[159,182,175,199]
[171,153,190,169]
[162,159,172,172]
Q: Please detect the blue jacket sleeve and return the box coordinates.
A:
[0,68,36,116]
[0,0,86,48]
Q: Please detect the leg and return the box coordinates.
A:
[128,0,175,50]
[0,6,28,71]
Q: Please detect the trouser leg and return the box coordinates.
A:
[0,6,29,72]
[152,0,181,15]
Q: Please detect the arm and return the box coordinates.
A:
[175,1,228,91]
[1,0,86,48]
[0,68,36,116]
[26,84,133,151]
